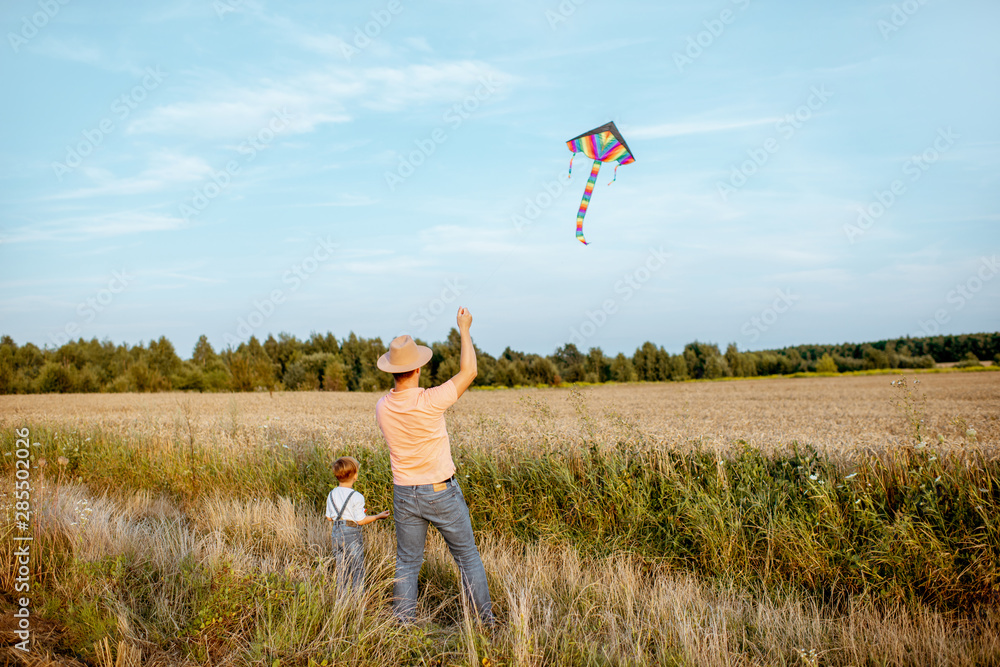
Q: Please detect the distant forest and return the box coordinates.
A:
[1,331,998,394]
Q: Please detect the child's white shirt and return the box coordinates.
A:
[326,486,367,523]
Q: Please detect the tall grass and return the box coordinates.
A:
[4,480,999,666]
[2,379,998,665]
[7,417,997,612]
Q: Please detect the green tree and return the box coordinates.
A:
[192,335,218,366]
[147,336,183,383]
[266,332,305,378]
[35,361,74,393]
[633,342,663,381]
[667,354,689,381]
[434,356,460,386]
[307,331,340,355]
[125,359,170,392]
[494,357,527,387]
[529,357,558,385]
[14,343,44,386]
[284,352,338,390]
[0,336,16,394]
[553,343,586,382]
[816,353,838,373]
[704,354,731,379]
[473,350,497,386]
[956,351,982,368]
[323,356,348,391]
[683,341,723,379]
[781,348,805,373]
[725,343,756,377]
[585,347,608,383]
[188,335,231,390]
[610,353,636,382]
[340,332,390,391]
[227,336,278,392]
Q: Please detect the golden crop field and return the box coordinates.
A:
[2,371,999,666]
[2,371,997,454]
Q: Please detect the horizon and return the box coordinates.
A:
[4,326,997,361]
[2,1,998,357]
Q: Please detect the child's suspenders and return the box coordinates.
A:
[331,489,357,521]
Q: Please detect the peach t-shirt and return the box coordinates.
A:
[375,379,459,485]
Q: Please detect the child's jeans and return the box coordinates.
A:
[331,522,364,592]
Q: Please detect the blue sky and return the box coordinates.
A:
[1,0,998,358]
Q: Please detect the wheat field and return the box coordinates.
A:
[3,371,998,453]
[2,371,999,666]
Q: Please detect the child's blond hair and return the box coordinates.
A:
[333,456,359,482]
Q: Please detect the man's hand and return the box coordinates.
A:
[452,306,477,397]
[375,510,390,520]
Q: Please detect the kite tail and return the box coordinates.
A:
[568,153,574,178]
[575,159,602,245]
[607,162,620,186]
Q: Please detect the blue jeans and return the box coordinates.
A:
[392,477,494,624]
[331,522,364,592]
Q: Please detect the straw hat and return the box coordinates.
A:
[377,335,432,373]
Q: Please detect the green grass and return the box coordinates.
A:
[4,376,999,664]
[6,425,998,613]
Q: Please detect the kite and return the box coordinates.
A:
[566,121,635,245]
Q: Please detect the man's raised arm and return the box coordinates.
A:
[450,307,477,398]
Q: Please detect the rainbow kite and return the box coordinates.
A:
[566,121,635,245]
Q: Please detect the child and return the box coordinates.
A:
[325,456,390,592]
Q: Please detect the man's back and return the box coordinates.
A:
[374,308,493,625]
[376,379,458,485]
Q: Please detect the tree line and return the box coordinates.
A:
[1,331,997,394]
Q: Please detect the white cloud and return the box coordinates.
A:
[627,117,778,140]
[287,194,376,207]
[126,61,511,137]
[340,257,433,274]
[403,37,433,53]
[48,152,214,200]
[338,248,393,260]
[127,91,350,138]
[2,209,187,244]
[143,268,227,286]
[497,37,654,65]
[253,10,352,58]
[417,224,528,257]
[763,268,854,284]
[68,211,187,237]
[31,37,105,67]
[357,62,509,111]
[29,36,150,76]
[295,33,352,57]
[0,294,79,313]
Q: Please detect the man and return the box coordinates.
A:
[375,306,494,624]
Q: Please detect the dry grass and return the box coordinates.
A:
[2,371,998,455]
[2,372,999,665]
[5,482,998,666]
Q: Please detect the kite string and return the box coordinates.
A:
[607,162,620,186]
